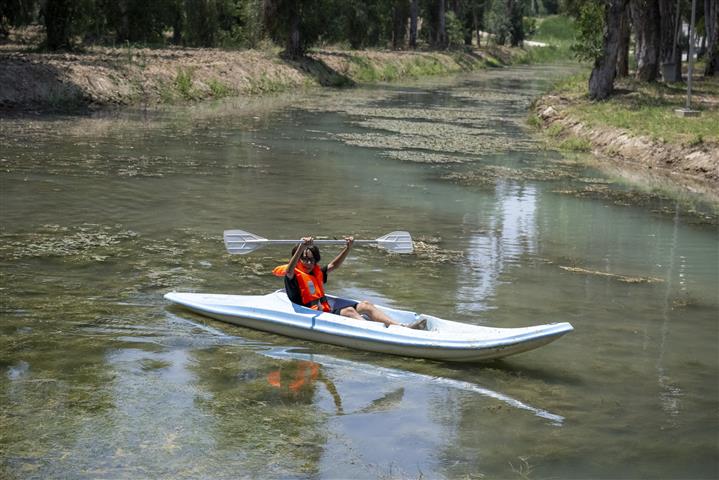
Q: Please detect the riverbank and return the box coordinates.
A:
[532,74,719,197]
[0,30,518,111]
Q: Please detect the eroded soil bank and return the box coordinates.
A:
[0,36,511,110]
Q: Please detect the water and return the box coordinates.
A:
[1,65,717,479]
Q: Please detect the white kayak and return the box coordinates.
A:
[164,290,573,362]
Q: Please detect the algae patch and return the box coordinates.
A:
[0,224,138,261]
[412,237,464,264]
[559,266,664,284]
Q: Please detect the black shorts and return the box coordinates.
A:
[331,297,358,316]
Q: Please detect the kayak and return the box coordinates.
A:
[164,290,573,362]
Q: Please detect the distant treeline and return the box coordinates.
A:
[1,0,561,54]
[1,1,717,97]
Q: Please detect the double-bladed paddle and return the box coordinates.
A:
[223,230,413,255]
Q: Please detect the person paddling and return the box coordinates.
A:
[273,237,426,330]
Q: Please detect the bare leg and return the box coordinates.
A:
[357,301,401,327]
[341,302,425,329]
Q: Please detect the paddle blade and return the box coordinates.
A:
[224,230,267,255]
[375,231,413,254]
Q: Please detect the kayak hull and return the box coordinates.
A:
[164,291,573,362]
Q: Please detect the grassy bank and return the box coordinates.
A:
[531,71,719,190]
[540,72,719,146]
[519,15,576,64]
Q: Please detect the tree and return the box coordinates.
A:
[263,0,329,58]
[392,0,409,49]
[409,0,418,47]
[588,0,629,100]
[508,0,525,46]
[487,0,511,44]
[1,0,39,40]
[437,0,448,48]
[570,1,605,62]
[705,0,718,75]
[617,7,630,77]
[467,0,485,47]
[44,0,74,50]
[631,0,660,81]
[658,0,682,81]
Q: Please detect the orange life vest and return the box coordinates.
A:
[272,264,331,312]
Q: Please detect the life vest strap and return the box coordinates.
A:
[304,296,328,309]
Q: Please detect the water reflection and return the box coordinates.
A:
[657,204,682,422]
[266,359,343,414]
[265,348,563,425]
[457,181,538,314]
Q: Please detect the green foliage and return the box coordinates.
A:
[340,0,391,49]
[523,17,538,38]
[245,73,287,93]
[532,15,576,43]
[559,137,591,151]
[174,67,196,100]
[445,11,465,47]
[569,1,605,62]
[487,0,511,45]
[263,0,339,57]
[208,78,233,97]
[523,15,577,64]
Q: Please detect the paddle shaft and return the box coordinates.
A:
[226,239,375,246]
[223,230,413,254]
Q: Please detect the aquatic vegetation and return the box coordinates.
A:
[552,184,719,225]
[0,224,138,261]
[559,266,664,284]
[441,162,582,186]
[383,150,467,164]
[412,238,464,264]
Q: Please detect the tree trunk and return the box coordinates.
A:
[589,0,629,100]
[409,0,418,48]
[659,0,682,81]
[705,0,719,75]
[437,0,447,48]
[617,8,631,77]
[631,0,660,81]
[508,0,524,47]
[286,3,302,59]
[393,0,409,50]
[44,0,73,50]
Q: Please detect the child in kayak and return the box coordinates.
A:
[275,236,426,330]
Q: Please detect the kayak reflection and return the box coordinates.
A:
[266,360,343,414]
[265,348,564,425]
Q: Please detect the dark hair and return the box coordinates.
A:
[291,244,321,262]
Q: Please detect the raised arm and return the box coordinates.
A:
[327,236,354,273]
[286,237,313,279]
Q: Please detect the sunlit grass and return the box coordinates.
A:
[522,15,578,63]
[552,72,719,145]
[532,15,577,43]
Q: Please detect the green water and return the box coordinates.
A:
[1,65,718,479]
